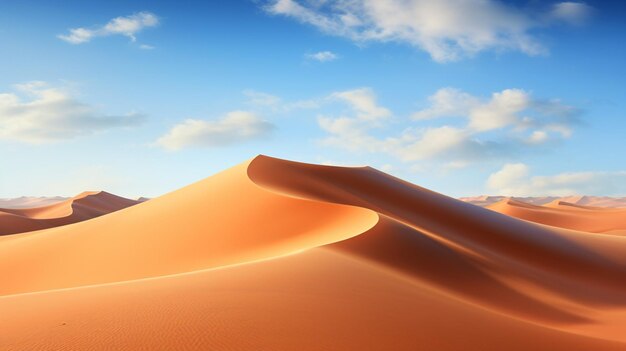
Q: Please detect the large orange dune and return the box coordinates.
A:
[1,155,625,350]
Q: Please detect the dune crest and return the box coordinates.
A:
[1,155,625,350]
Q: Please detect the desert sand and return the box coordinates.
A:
[1,155,625,350]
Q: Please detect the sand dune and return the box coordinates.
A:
[0,160,377,295]
[461,195,626,208]
[1,155,625,350]
[487,198,626,234]
[0,191,140,235]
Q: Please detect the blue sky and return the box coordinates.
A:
[0,0,624,198]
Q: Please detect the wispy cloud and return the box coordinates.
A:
[156,111,275,151]
[487,163,626,196]
[243,90,320,113]
[262,0,593,62]
[306,51,339,62]
[58,11,159,45]
[0,82,144,144]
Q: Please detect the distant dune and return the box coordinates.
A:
[0,196,67,209]
[0,191,140,235]
[1,156,625,350]
[461,195,626,208]
[487,198,626,234]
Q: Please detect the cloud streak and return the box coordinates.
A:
[263,0,593,62]
[306,51,339,62]
[243,90,320,113]
[58,11,158,45]
[0,82,143,144]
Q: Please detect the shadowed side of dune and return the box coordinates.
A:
[326,216,592,323]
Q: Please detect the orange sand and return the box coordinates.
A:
[1,155,624,350]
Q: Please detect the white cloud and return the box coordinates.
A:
[487,163,531,195]
[58,28,95,44]
[468,89,530,131]
[331,88,391,121]
[527,130,549,144]
[413,87,579,141]
[139,44,155,50]
[487,163,626,196]
[412,88,478,120]
[156,111,274,151]
[550,2,593,25]
[318,89,478,161]
[391,126,471,161]
[263,0,592,62]
[58,12,158,45]
[317,88,393,154]
[306,51,339,62]
[318,87,579,165]
[0,82,143,144]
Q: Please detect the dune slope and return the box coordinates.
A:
[1,155,625,350]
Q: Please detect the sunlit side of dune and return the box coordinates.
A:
[0,160,378,296]
[1,155,625,350]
